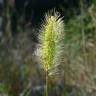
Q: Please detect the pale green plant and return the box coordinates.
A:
[38,10,64,96]
[39,11,64,73]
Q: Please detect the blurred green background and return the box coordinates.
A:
[0,0,96,96]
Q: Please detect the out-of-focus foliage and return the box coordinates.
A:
[62,3,96,93]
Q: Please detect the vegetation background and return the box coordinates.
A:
[0,0,96,96]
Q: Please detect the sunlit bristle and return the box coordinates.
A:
[38,10,64,75]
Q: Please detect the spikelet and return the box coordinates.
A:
[39,10,64,74]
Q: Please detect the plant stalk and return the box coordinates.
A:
[45,70,48,96]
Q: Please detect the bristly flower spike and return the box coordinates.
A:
[39,10,65,75]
